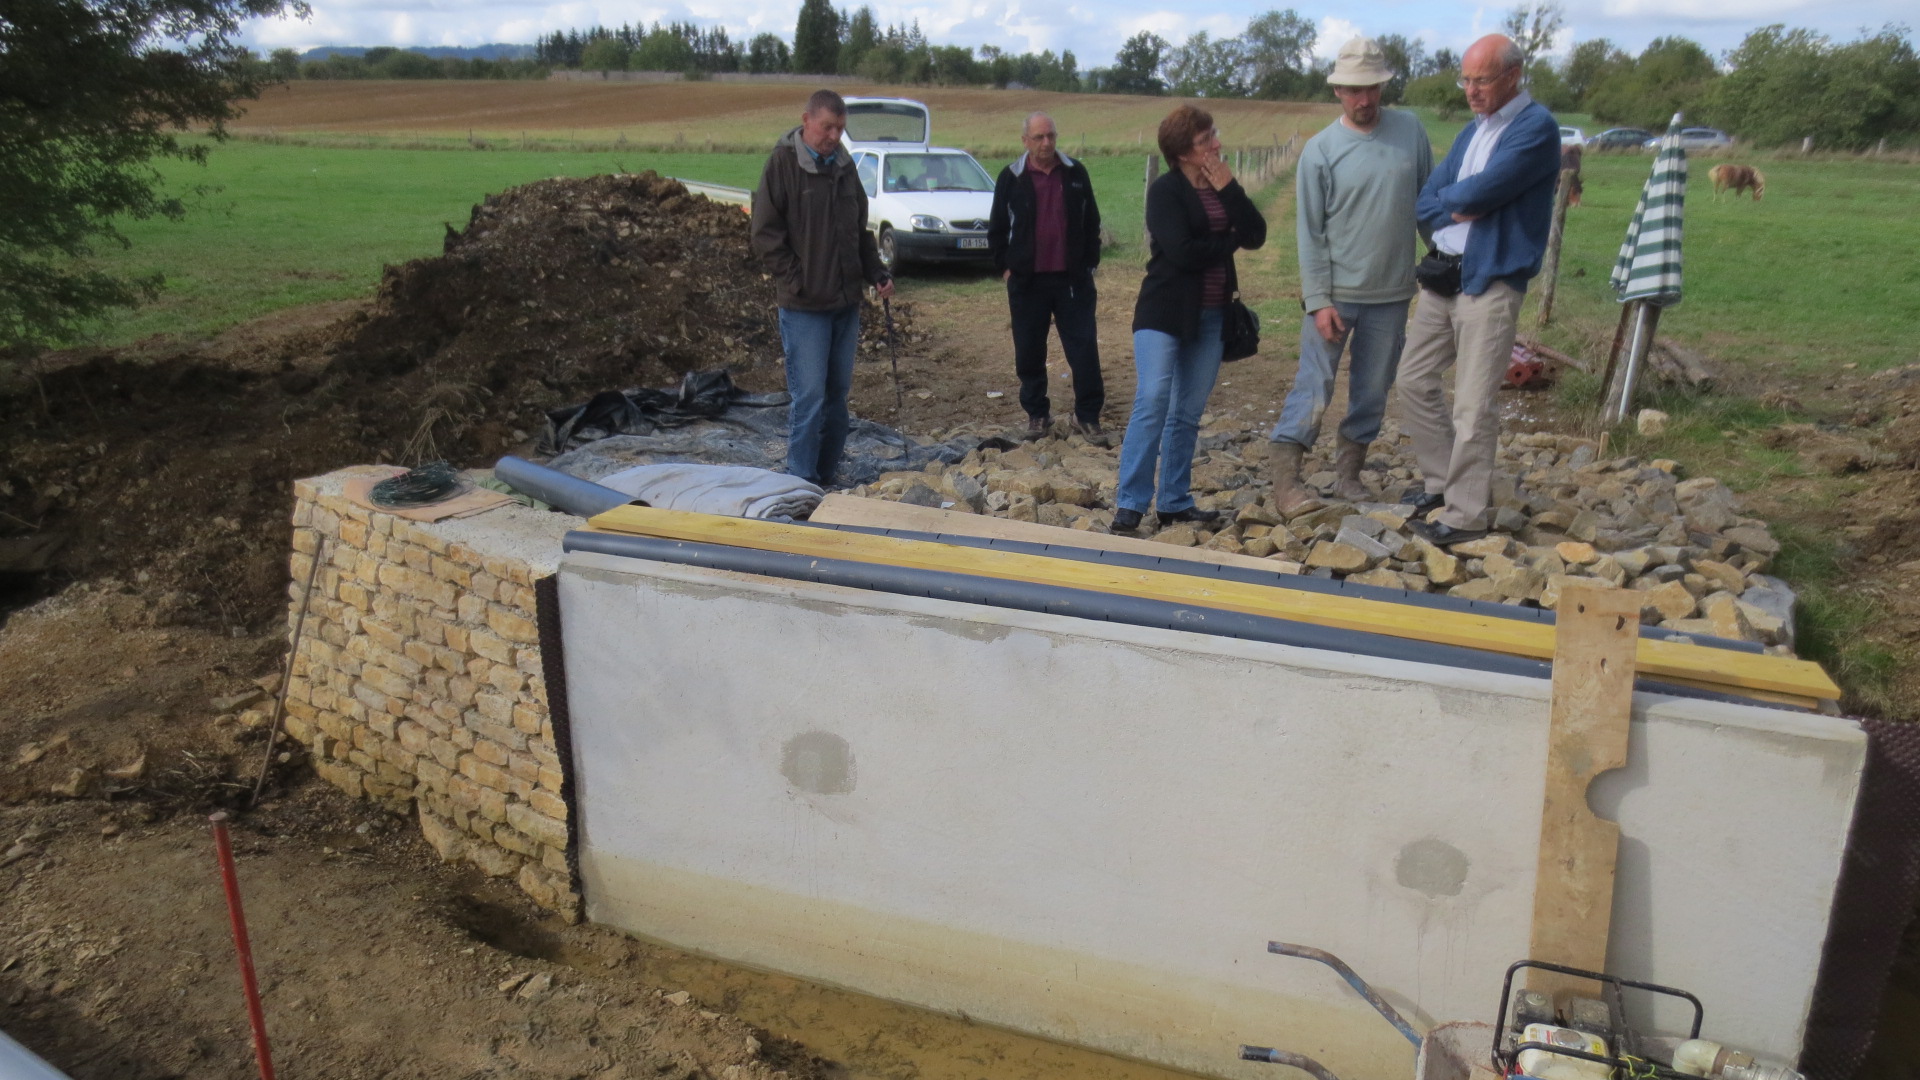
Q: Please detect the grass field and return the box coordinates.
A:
[82,93,1920,375]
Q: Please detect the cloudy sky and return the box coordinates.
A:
[239,0,1913,67]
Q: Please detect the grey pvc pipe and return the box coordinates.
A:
[0,1032,76,1080]
[560,530,1767,708]
[493,456,637,518]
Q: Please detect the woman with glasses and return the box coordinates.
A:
[1112,105,1267,534]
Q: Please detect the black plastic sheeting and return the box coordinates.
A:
[1801,718,1920,1079]
[542,369,977,488]
[560,529,1762,707]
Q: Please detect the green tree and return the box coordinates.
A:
[840,7,878,74]
[1501,2,1564,66]
[631,26,694,71]
[1525,59,1576,112]
[1242,9,1317,98]
[1406,71,1468,119]
[1166,32,1245,97]
[0,0,309,349]
[791,0,841,75]
[1586,36,1718,129]
[1375,34,1426,103]
[1563,38,1630,106]
[268,47,302,80]
[1105,31,1168,95]
[1705,25,1920,149]
[747,33,791,74]
[579,35,631,71]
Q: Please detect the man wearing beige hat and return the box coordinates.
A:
[1267,37,1432,515]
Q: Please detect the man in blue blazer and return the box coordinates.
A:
[1399,34,1562,546]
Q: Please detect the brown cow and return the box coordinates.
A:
[1708,163,1765,201]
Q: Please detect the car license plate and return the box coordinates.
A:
[958,237,988,249]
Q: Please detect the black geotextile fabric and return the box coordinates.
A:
[1802,718,1920,1078]
[541,369,977,488]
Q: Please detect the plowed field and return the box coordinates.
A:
[232,80,1330,152]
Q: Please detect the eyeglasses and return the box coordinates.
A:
[1193,128,1221,144]
[1456,69,1516,89]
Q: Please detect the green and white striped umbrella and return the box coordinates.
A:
[1609,128,1688,305]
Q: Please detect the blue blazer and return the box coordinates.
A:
[1417,101,1562,296]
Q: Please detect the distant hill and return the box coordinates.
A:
[299,44,536,61]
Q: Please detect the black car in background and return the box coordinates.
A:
[1589,127,1654,151]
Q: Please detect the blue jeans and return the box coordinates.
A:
[1117,308,1224,514]
[1269,298,1410,448]
[778,304,861,485]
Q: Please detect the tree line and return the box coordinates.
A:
[525,2,1917,148]
[268,47,548,81]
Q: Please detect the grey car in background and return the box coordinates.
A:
[1589,127,1654,151]
[1650,127,1734,151]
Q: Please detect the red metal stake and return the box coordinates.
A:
[210,812,277,1080]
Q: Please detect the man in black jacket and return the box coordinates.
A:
[750,89,893,485]
[989,112,1105,436]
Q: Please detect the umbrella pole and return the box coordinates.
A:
[1609,302,1662,426]
[1597,303,1633,423]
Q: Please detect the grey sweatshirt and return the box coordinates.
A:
[1295,108,1434,312]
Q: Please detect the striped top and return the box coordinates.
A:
[1196,185,1230,307]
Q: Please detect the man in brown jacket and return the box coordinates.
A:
[750,89,894,486]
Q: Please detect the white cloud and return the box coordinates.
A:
[1313,17,1361,59]
[234,0,1914,69]
[1599,0,1813,17]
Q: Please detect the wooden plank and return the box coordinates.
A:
[810,493,1294,575]
[582,505,1841,703]
[1528,585,1643,996]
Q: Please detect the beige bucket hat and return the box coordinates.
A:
[1328,37,1393,86]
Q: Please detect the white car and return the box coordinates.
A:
[841,98,995,272]
[1559,126,1587,147]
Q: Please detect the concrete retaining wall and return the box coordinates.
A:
[283,469,580,915]
[559,549,1866,1079]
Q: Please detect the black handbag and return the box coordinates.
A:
[1414,249,1463,297]
[1222,293,1260,362]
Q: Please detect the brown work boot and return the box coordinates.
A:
[1333,437,1372,502]
[1267,441,1319,517]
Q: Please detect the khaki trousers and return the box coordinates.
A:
[1396,281,1525,530]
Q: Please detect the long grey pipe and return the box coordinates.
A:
[493,456,637,518]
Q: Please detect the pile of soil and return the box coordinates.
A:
[0,171,923,630]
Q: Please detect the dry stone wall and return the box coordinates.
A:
[281,468,581,916]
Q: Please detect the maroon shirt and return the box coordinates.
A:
[1196,185,1230,307]
[1029,162,1068,274]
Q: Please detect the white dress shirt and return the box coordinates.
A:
[1432,91,1534,256]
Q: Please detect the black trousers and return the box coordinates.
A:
[1009,271,1104,424]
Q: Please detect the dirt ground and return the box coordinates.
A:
[4,172,1918,1076]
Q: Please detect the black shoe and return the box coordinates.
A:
[1110,508,1144,533]
[1027,414,1052,435]
[1407,518,1488,546]
[1071,416,1104,437]
[1159,506,1221,525]
[1402,486,1444,515]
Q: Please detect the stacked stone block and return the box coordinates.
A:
[281,471,578,916]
